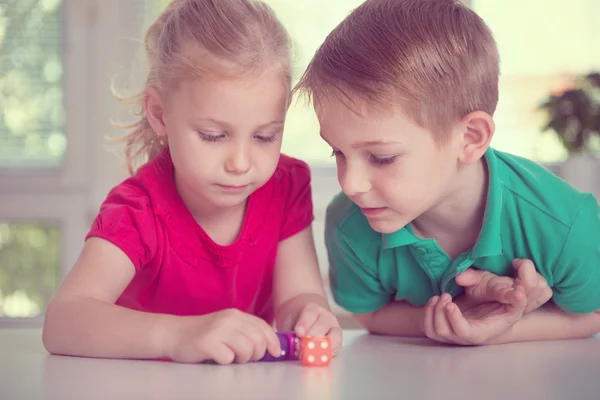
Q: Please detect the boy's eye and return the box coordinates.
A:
[370,155,397,165]
[199,132,225,142]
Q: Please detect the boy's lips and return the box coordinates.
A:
[360,207,388,216]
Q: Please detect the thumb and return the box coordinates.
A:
[505,284,527,314]
[455,269,486,287]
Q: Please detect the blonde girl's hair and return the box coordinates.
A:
[115,0,292,175]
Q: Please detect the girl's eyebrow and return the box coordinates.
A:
[193,118,284,130]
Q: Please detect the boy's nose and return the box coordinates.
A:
[339,164,371,196]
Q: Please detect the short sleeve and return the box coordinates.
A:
[86,185,158,271]
[551,194,600,314]
[325,206,391,314]
[279,159,314,240]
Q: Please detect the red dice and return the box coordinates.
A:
[299,336,332,366]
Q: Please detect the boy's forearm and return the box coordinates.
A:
[43,296,178,359]
[274,292,331,332]
[359,301,426,337]
[489,303,600,344]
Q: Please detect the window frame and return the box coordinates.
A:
[0,0,149,327]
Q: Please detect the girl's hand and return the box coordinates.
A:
[293,303,343,356]
[167,308,282,364]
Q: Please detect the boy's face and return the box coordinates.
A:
[316,98,463,234]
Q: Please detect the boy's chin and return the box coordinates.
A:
[366,218,408,235]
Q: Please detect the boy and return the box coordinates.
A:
[293,0,600,345]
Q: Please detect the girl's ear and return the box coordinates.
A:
[144,87,167,138]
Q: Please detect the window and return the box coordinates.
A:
[0,0,147,326]
[0,223,60,317]
[0,0,66,168]
[472,0,600,163]
[0,0,71,324]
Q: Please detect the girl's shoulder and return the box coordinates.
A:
[269,154,311,188]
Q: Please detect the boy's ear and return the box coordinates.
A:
[456,111,495,164]
[144,87,168,138]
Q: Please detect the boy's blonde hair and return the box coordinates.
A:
[118,0,291,175]
[293,0,499,140]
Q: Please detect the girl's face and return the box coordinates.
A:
[148,69,290,215]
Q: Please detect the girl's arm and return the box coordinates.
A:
[272,226,342,352]
[42,237,177,359]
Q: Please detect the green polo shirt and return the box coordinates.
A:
[325,147,600,315]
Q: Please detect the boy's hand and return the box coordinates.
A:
[455,259,552,314]
[421,288,527,345]
[293,303,343,356]
[167,309,282,364]
[421,259,552,345]
[511,259,553,313]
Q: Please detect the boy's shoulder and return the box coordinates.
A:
[491,148,595,227]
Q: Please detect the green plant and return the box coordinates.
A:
[538,72,600,154]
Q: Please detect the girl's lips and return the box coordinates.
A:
[218,184,249,192]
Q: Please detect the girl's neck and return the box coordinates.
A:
[175,174,248,247]
[411,158,489,259]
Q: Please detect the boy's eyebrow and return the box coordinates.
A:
[351,140,401,149]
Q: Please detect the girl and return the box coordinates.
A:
[42,0,342,364]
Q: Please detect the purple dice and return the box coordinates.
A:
[259,331,300,362]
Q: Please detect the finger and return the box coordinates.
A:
[204,342,236,365]
[422,296,439,340]
[445,302,472,344]
[524,278,552,313]
[505,284,527,314]
[328,326,343,356]
[294,304,321,337]
[513,259,538,292]
[226,331,255,364]
[245,314,281,358]
[237,323,268,362]
[304,312,337,337]
[457,270,513,304]
[434,294,454,340]
[455,269,487,288]
[487,280,519,304]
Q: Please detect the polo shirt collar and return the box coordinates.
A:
[382,147,503,257]
[382,225,420,249]
[471,147,503,258]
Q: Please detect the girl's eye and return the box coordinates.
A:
[330,149,342,157]
[199,132,225,142]
[371,155,397,165]
[255,135,277,143]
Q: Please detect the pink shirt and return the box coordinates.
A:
[86,149,314,324]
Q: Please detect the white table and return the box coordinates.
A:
[3,328,600,400]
